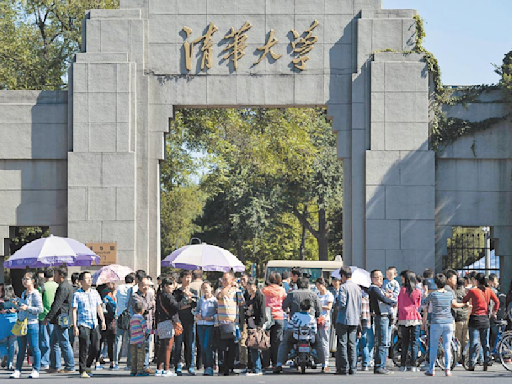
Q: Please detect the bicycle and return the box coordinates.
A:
[435,334,459,370]
[392,327,428,368]
[415,323,458,370]
[462,319,512,371]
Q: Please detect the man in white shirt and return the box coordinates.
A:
[112,273,136,370]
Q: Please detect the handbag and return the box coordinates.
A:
[158,293,182,336]
[174,322,183,336]
[219,322,237,340]
[246,328,270,351]
[12,319,27,337]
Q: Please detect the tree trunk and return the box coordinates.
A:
[299,205,307,260]
[300,224,307,260]
[292,206,329,261]
[237,239,243,262]
[318,207,329,261]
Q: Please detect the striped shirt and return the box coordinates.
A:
[423,290,454,324]
[129,314,147,345]
[217,288,238,323]
[360,291,371,329]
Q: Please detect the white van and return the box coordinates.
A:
[264,259,343,283]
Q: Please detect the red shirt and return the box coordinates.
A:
[397,287,422,321]
[463,287,499,316]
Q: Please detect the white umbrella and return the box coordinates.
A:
[161,244,245,272]
[3,235,100,269]
[331,266,371,288]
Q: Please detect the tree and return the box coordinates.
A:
[282,111,343,260]
[494,50,512,102]
[444,227,488,270]
[0,0,119,90]
[160,186,205,258]
[171,107,343,262]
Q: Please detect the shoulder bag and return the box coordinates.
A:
[219,322,236,340]
[246,327,270,350]
[159,294,182,336]
[12,292,28,336]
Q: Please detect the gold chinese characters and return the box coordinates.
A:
[182,22,218,71]
[222,21,252,71]
[181,21,319,72]
[291,20,319,71]
[254,29,282,65]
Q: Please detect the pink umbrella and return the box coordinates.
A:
[92,264,133,286]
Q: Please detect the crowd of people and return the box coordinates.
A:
[0,265,511,379]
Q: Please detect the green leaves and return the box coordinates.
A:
[0,0,119,90]
[165,107,343,263]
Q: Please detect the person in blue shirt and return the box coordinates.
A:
[0,285,18,371]
[422,274,468,377]
[368,270,397,375]
[282,271,291,294]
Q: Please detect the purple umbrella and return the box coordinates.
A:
[3,235,100,269]
[162,244,245,272]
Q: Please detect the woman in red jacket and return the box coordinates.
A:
[397,270,422,372]
[462,273,499,371]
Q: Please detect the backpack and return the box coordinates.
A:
[117,309,131,330]
[117,286,133,330]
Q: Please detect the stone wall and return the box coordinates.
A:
[436,90,512,284]
[365,52,435,272]
[0,91,69,271]
[68,10,142,271]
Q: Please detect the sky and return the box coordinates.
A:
[382,0,511,86]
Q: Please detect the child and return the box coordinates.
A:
[384,266,400,298]
[130,301,148,376]
[382,266,400,319]
[289,299,319,361]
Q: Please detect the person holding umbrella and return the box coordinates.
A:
[44,267,75,373]
[216,272,243,376]
[10,272,44,379]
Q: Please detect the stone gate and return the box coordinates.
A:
[0,0,510,284]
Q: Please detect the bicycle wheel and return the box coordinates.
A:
[498,333,512,371]
[417,336,428,366]
[462,342,481,370]
[436,339,457,370]
[436,340,447,369]
[450,341,457,370]
[392,339,403,367]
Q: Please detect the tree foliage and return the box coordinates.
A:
[167,108,343,263]
[160,185,206,259]
[0,0,119,90]
[444,227,488,270]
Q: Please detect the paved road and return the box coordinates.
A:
[1,364,510,383]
